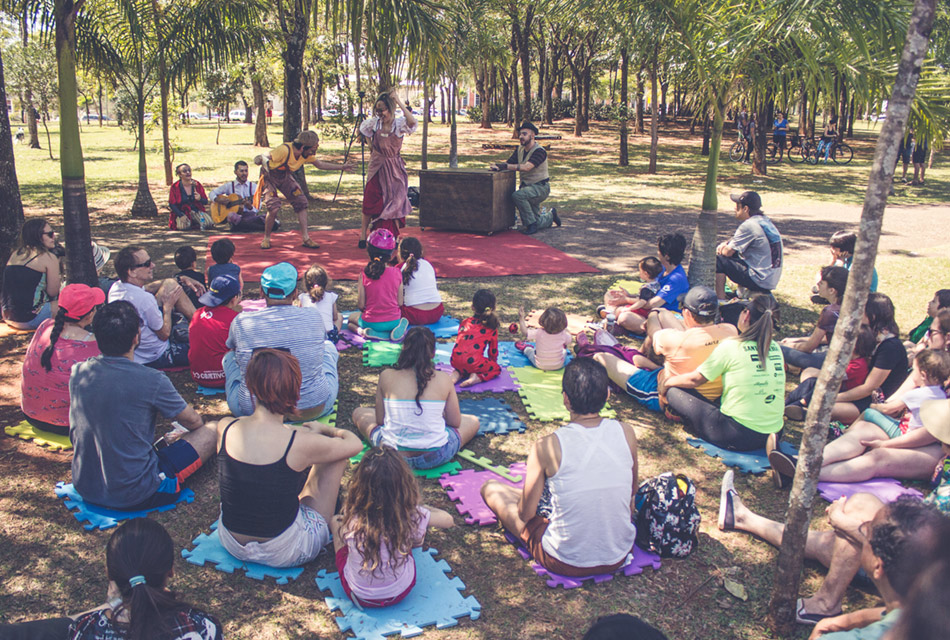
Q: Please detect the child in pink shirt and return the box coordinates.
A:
[329,447,454,608]
[347,229,409,341]
[518,306,573,371]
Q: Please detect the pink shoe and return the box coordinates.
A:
[514,341,528,352]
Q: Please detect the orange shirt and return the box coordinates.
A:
[655,324,738,399]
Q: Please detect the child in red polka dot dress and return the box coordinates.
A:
[450,289,501,388]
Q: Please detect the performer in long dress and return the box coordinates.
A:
[358,90,418,248]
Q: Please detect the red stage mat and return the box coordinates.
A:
[206,228,599,282]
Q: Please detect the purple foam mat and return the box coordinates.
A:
[336,329,365,351]
[503,532,662,589]
[817,478,924,504]
[439,463,527,526]
[434,364,520,393]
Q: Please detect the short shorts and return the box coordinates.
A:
[119,439,203,511]
[369,425,461,470]
[219,504,330,568]
[861,408,902,439]
[358,316,402,333]
[400,303,445,326]
[519,516,627,578]
[625,368,662,412]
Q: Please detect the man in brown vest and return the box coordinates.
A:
[489,121,560,235]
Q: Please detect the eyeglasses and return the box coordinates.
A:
[132,259,152,269]
[927,328,946,338]
[43,230,55,238]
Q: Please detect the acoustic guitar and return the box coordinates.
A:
[210,193,243,224]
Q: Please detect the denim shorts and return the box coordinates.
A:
[370,425,461,470]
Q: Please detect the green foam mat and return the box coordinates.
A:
[510,367,616,422]
[362,342,403,367]
[350,442,461,479]
[5,420,72,451]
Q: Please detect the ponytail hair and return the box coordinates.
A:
[364,246,392,280]
[106,518,188,640]
[472,289,499,331]
[40,308,69,372]
[304,263,330,303]
[399,237,423,286]
[393,327,436,412]
[737,293,778,364]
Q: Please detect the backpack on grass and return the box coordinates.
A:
[634,472,701,558]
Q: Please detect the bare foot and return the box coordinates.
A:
[449,369,462,384]
[459,373,481,388]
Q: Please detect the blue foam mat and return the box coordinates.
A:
[686,438,799,474]
[315,547,480,640]
[343,311,459,339]
[181,520,305,584]
[54,482,195,531]
[458,398,526,436]
[196,385,225,396]
[497,342,531,368]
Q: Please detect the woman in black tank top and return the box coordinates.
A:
[1,218,63,329]
[215,349,362,564]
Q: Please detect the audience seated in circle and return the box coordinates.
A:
[70,300,216,511]
[329,447,455,608]
[780,265,849,371]
[0,519,222,640]
[216,348,362,568]
[481,358,639,578]
[21,283,103,436]
[1,217,63,330]
[188,274,242,389]
[109,246,201,369]
[224,261,339,421]
[352,327,480,470]
[663,294,785,452]
[173,246,206,311]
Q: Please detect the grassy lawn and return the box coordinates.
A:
[1,116,947,639]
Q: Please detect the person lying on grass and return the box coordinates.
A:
[481,357,638,578]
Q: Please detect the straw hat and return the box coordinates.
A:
[921,398,950,445]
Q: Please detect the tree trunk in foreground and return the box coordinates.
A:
[648,46,658,174]
[0,47,24,283]
[767,0,936,634]
[421,81,429,170]
[131,90,158,218]
[252,72,268,147]
[619,47,628,167]
[687,100,725,287]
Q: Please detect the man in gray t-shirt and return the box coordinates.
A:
[70,301,217,510]
[715,191,783,300]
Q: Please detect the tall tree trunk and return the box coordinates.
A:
[301,73,311,129]
[131,88,157,218]
[752,93,770,175]
[544,48,556,125]
[316,70,324,122]
[476,62,491,129]
[687,97,725,287]
[660,79,668,122]
[421,80,429,170]
[282,27,310,198]
[440,86,446,124]
[581,66,591,132]
[449,80,458,168]
[55,0,95,284]
[766,0,936,634]
[252,71,268,147]
[635,66,645,134]
[619,47,629,167]
[572,70,582,137]
[511,66,520,139]
[97,81,104,127]
[798,83,809,138]
[701,111,711,156]
[648,48,659,174]
[519,10,532,123]
[0,46,24,282]
[151,0,173,186]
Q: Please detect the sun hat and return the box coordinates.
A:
[260,262,298,299]
[921,398,950,445]
[198,274,241,307]
[294,130,319,147]
[59,283,106,320]
[91,242,111,272]
[367,228,396,252]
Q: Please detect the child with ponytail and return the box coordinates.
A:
[450,289,502,388]
[299,263,342,342]
[21,283,103,435]
[351,327,480,470]
[68,518,222,639]
[395,236,444,325]
[347,229,409,342]
[330,448,455,608]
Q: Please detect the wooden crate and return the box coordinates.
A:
[418,169,516,235]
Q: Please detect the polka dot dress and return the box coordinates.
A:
[450,317,501,381]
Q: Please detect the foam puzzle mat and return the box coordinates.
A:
[511,367,616,422]
[504,532,662,589]
[315,547,480,640]
[181,520,305,584]
[458,398,526,436]
[686,438,799,474]
[440,462,527,525]
[451,367,520,394]
[196,385,225,396]
[5,420,72,451]
[497,342,531,368]
[55,482,195,531]
[362,341,453,368]
[817,478,924,503]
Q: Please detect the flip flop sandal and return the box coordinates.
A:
[718,470,737,531]
[301,239,320,249]
[795,598,841,625]
[769,449,798,490]
[260,238,272,250]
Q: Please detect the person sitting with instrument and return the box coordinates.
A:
[209,160,275,233]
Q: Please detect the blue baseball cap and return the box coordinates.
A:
[199,274,241,307]
[260,262,298,299]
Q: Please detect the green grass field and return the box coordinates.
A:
[2,116,948,639]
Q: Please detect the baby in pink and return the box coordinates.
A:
[520,306,573,371]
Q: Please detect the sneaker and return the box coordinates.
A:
[389,318,409,342]
[551,207,561,227]
[520,223,539,235]
[784,404,806,422]
[768,449,798,490]
[795,598,841,626]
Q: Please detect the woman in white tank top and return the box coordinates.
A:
[481,358,639,576]
[351,327,479,470]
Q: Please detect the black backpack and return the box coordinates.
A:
[634,472,701,558]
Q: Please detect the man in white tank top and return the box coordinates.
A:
[481,358,639,577]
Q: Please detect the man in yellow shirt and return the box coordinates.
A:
[259,130,355,249]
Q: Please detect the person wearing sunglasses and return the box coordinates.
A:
[1,217,63,330]
[108,246,201,369]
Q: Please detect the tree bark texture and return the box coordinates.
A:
[131,92,158,218]
[619,47,628,167]
[688,101,725,287]
[421,81,429,170]
[648,47,659,174]
[252,73,268,147]
[0,46,24,283]
[635,66,644,134]
[766,0,937,633]
[752,93,770,175]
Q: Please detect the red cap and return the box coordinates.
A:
[59,284,105,320]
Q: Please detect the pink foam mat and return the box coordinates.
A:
[503,532,662,589]
[439,463,527,526]
[817,478,924,503]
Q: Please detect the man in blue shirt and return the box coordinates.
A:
[615,233,690,336]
